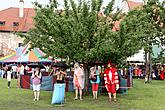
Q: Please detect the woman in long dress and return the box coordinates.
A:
[73,63,85,100]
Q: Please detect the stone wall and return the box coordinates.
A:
[0,32,24,56]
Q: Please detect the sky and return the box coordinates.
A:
[0,0,144,10]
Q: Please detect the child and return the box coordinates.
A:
[7,67,12,88]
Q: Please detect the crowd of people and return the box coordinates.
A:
[0,62,120,103]
[2,62,165,103]
[0,63,27,88]
[152,65,165,80]
[0,63,48,101]
[72,62,119,102]
[121,64,165,80]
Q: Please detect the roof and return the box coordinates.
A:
[127,1,143,11]
[0,1,143,33]
[0,7,35,32]
[112,21,120,32]
[113,1,143,31]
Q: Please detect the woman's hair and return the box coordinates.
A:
[7,67,12,71]
[97,66,101,71]
[74,62,79,68]
[90,67,95,72]
[55,68,60,73]
[35,67,41,75]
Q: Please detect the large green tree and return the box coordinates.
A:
[20,0,121,93]
[22,0,120,64]
[19,0,146,92]
[121,0,165,82]
[20,0,142,65]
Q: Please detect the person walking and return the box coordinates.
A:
[90,65,101,100]
[7,66,12,88]
[32,67,42,101]
[73,63,85,100]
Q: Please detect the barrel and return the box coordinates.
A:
[51,83,66,104]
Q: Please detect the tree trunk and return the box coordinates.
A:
[148,51,152,82]
[145,51,149,83]
[145,51,152,83]
[83,64,90,95]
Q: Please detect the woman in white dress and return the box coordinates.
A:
[73,63,85,100]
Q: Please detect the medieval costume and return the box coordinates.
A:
[104,63,119,102]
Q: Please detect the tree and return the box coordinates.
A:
[19,0,145,92]
[20,0,143,65]
[152,47,165,64]
[19,1,118,64]
[32,1,143,64]
[19,0,119,93]
[121,0,165,82]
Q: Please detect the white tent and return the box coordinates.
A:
[127,49,145,62]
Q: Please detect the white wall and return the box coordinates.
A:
[0,32,24,50]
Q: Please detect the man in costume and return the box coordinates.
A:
[104,62,119,102]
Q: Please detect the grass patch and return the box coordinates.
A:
[0,78,165,110]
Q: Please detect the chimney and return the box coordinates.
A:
[19,0,24,18]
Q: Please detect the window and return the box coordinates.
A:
[13,22,19,26]
[0,21,5,26]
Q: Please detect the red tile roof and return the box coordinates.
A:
[0,1,143,33]
[127,1,143,11]
[0,7,35,32]
[112,21,120,32]
[113,1,143,31]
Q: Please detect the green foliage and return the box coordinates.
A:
[121,0,165,64]
[19,0,107,63]
[19,0,146,65]
[153,48,165,64]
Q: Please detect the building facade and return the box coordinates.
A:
[0,0,35,57]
